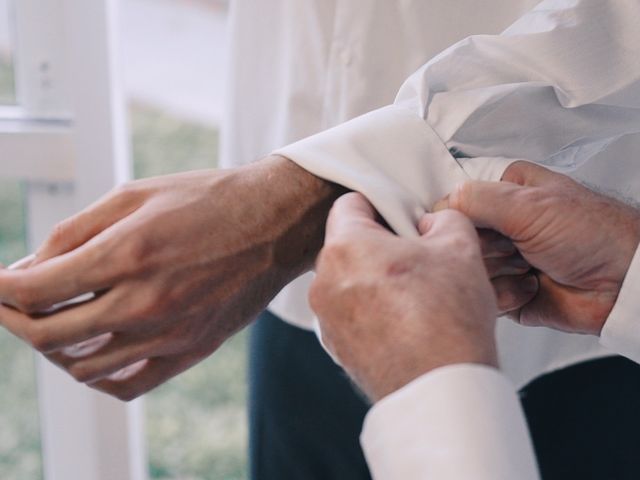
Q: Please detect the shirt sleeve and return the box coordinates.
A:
[361,364,540,480]
[275,0,640,237]
[600,244,640,364]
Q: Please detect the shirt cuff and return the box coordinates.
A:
[275,103,473,237]
[600,244,640,363]
[361,364,540,480]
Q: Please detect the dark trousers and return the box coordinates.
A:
[249,310,640,480]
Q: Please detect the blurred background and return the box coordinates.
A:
[0,0,249,479]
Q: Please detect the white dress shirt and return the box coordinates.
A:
[222,0,640,478]
[361,365,540,480]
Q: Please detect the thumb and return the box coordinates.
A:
[32,187,142,266]
[8,254,36,270]
[436,181,527,237]
[325,192,385,244]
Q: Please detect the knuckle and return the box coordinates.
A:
[449,181,474,214]
[13,281,39,314]
[123,236,153,266]
[448,228,479,255]
[163,323,200,353]
[131,291,163,321]
[171,333,193,353]
[320,240,352,266]
[439,208,472,228]
[48,218,75,249]
[154,288,176,315]
[178,329,206,353]
[308,280,328,314]
[26,324,54,352]
[109,182,144,212]
[113,181,137,200]
[90,381,141,402]
[68,363,94,383]
[518,186,547,205]
[112,179,150,207]
[495,283,522,312]
[83,317,105,339]
[114,386,141,403]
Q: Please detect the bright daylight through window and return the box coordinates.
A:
[0,0,242,478]
[0,181,43,480]
[0,1,43,478]
[0,0,15,104]
[122,1,248,478]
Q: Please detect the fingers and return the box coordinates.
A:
[433,181,535,240]
[500,160,560,186]
[8,254,36,270]
[417,209,476,239]
[0,220,133,312]
[0,186,145,312]
[88,355,195,402]
[32,186,143,266]
[492,274,539,315]
[477,229,516,258]
[46,333,172,385]
[0,290,130,352]
[325,192,385,243]
[0,258,103,313]
[485,253,530,278]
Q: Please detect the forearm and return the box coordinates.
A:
[245,155,346,282]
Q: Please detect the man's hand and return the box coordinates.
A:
[0,156,342,400]
[436,161,640,335]
[310,193,500,402]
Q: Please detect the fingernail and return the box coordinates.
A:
[108,359,148,381]
[432,196,450,212]
[8,253,36,270]
[512,256,530,269]
[418,214,432,234]
[63,333,113,359]
[522,275,539,294]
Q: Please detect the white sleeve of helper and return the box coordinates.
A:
[360,364,540,480]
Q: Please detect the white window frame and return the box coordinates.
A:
[1,1,146,479]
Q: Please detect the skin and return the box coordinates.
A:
[310,192,500,402]
[0,155,529,400]
[436,161,640,335]
[0,156,344,400]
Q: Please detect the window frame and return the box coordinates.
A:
[0,1,146,479]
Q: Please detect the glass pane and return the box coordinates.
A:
[124,0,244,476]
[146,334,248,480]
[0,0,16,104]
[131,105,220,179]
[130,106,248,480]
[0,181,44,480]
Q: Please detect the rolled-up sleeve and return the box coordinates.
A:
[276,0,640,237]
[361,364,540,480]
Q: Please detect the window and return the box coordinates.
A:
[0,0,16,104]
[0,181,43,480]
[121,1,248,478]
[1,1,144,479]
[1,1,242,478]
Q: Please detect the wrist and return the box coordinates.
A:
[592,203,640,334]
[363,336,499,403]
[246,155,347,281]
